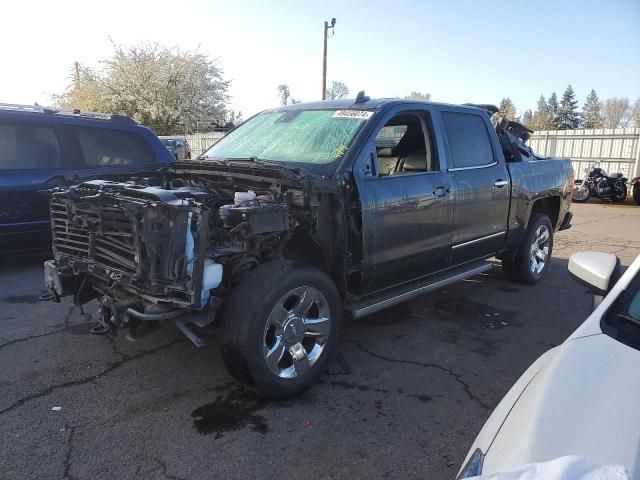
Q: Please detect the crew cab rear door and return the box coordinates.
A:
[353,105,454,293]
[436,107,510,264]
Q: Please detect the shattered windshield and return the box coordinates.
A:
[201,109,370,167]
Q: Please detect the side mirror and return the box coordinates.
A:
[569,251,619,297]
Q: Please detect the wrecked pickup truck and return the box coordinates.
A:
[44,95,574,397]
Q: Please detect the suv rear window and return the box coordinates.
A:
[441,112,494,169]
[0,122,61,170]
[72,126,154,166]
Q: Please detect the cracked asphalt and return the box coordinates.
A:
[1,201,639,480]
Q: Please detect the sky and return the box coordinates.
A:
[2,0,639,118]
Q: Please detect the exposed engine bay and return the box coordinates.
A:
[45,164,340,340]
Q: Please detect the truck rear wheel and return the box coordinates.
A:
[502,213,554,285]
[220,260,342,398]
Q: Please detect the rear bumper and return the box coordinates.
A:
[558,211,572,231]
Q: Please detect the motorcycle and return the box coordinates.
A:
[632,177,640,205]
[572,164,628,203]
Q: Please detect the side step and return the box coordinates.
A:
[347,261,492,319]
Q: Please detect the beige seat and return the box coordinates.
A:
[377,147,400,176]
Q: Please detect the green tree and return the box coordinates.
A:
[557,85,581,130]
[522,109,533,126]
[497,97,517,120]
[54,43,230,135]
[547,92,560,128]
[529,95,554,131]
[581,89,603,128]
[325,81,350,100]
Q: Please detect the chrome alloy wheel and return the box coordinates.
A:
[529,224,550,275]
[263,286,331,379]
[573,183,590,201]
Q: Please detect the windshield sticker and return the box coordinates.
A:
[332,110,373,120]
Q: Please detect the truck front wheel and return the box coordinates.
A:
[502,213,554,285]
[220,261,342,397]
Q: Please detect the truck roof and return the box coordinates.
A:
[271,96,494,114]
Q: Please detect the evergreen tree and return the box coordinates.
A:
[522,109,533,126]
[582,89,603,128]
[547,92,560,127]
[557,85,581,129]
[497,97,517,120]
[530,95,553,130]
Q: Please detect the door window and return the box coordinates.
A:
[374,113,438,176]
[71,126,155,166]
[0,122,61,170]
[441,112,494,169]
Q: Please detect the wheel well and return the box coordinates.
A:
[282,232,328,274]
[530,196,560,229]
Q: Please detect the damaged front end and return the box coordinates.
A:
[44,171,298,344]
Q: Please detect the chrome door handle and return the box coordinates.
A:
[494,179,508,188]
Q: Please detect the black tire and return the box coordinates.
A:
[633,183,640,205]
[220,260,342,398]
[502,213,554,285]
[572,180,590,203]
[613,183,627,202]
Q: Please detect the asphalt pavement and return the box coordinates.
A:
[1,201,639,480]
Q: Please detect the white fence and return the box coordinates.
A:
[529,128,640,179]
[185,132,226,157]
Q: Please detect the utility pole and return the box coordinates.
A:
[74,61,81,88]
[321,18,336,100]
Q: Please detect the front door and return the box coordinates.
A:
[354,108,453,293]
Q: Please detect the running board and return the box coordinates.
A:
[347,262,492,319]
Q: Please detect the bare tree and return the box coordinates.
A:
[325,81,349,100]
[631,98,640,128]
[53,42,230,135]
[277,84,291,106]
[404,91,431,101]
[602,97,631,128]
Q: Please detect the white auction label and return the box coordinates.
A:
[332,110,374,120]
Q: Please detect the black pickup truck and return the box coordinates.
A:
[44,95,574,397]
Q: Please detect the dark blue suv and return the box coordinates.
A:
[0,104,174,253]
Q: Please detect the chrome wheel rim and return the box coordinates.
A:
[529,225,550,275]
[263,286,331,379]
[573,183,589,201]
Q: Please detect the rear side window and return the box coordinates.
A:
[72,126,154,166]
[0,122,61,170]
[441,112,494,169]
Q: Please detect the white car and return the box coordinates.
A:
[458,251,640,479]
